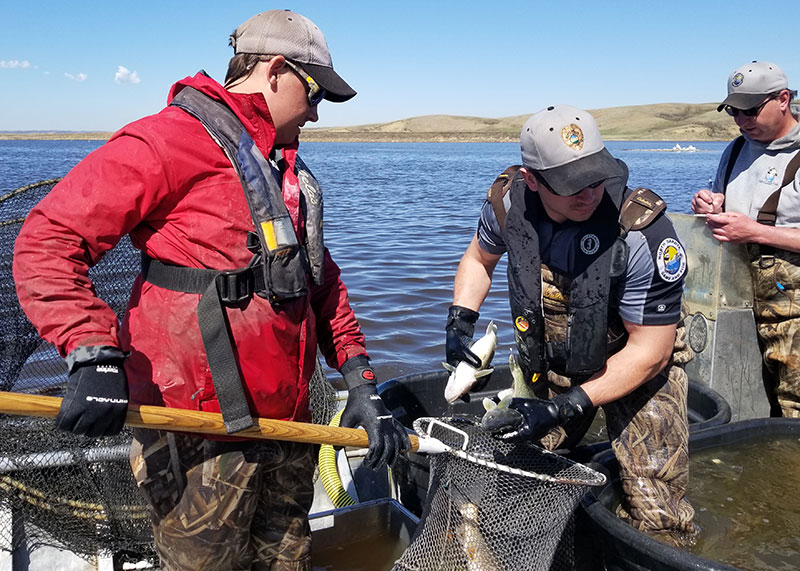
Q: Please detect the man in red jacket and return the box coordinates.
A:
[13,9,408,570]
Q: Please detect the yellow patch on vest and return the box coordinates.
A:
[261,220,278,251]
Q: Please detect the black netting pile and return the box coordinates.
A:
[0,179,154,564]
[0,179,340,566]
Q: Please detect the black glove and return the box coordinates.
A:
[339,356,410,470]
[445,305,482,369]
[56,347,129,437]
[491,386,593,442]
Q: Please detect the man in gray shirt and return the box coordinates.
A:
[692,61,800,418]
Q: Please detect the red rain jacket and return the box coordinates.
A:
[13,73,367,422]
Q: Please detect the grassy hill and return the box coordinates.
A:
[1,103,743,142]
[591,103,740,141]
[300,102,742,142]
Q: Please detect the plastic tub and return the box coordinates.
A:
[378,366,731,516]
[581,418,800,571]
[310,498,418,569]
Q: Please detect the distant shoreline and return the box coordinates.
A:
[1,101,747,142]
[0,132,112,141]
[0,103,739,143]
[0,102,745,143]
[0,132,732,143]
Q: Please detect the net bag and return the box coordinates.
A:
[0,179,153,563]
[393,417,606,571]
[0,179,340,565]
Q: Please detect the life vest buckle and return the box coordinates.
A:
[215,268,254,306]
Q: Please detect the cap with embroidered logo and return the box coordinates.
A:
[717,61,789,112]
[230,9,356,102]
[520,105,626,196]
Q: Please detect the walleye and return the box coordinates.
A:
[443,321,497,403]
[455,502,503,571]
[480,350,539,432]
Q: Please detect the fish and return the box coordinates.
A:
[480,391,518,433]
[480,349,539,433]
[443,321,497,403]
[454,502,503,570]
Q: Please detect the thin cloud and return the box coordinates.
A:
[0,60,32,69]
[114,66,141,85]
[65,72,88,82]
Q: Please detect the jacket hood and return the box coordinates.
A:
[744,108,800,152]
[766,108,800,151]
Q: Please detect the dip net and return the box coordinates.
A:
[0,180,340,566]
[393,417,606,571]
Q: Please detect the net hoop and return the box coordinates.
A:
[413,416,607,487]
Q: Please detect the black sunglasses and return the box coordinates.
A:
[535,173,605,196]
[284,59,326,107]
[724,93,779,118]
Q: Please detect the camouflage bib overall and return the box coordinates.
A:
[491,167,696,544]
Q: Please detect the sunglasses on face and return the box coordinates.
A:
[724,93,779,118]
[284,59,326,107]
[536,174,605,196]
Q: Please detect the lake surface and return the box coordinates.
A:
[1,139,728,381]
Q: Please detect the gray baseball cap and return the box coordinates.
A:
[230,10,356,102]
[520,105,625,196]
[717,61,788,112]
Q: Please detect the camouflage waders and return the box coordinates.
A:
[538,301,696,546]
[130,429,316,570]
[748,245,800,418]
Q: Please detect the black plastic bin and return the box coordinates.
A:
[581,418,800,571]
[378,365,731,517]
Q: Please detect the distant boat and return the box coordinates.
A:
[671,143,698,152]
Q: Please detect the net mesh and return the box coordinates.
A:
[0,179,339,565]
[393,416,606,571]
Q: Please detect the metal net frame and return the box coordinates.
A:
[393,417,606,571]
[0,180,340,565]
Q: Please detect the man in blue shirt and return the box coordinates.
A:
[446,105,696,545]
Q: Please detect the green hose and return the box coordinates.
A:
[318,409,357,507]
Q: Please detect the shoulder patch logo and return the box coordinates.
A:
[657,238,686,282]
[561,124,584,150]
[580,233,600,255]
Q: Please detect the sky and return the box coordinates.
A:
[1,1,798,132]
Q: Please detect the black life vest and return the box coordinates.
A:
[169,85,325,298]
[490,165,665,381]
[141,86,326,433]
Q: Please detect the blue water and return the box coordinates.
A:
[0,140,108,191]
[1,139,727,381]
